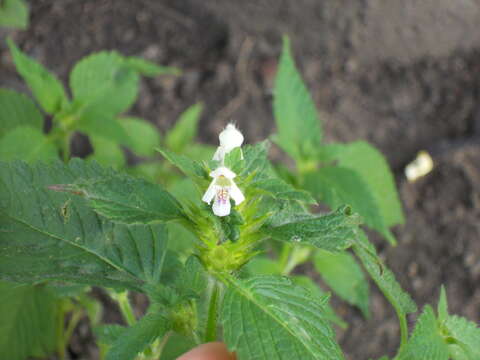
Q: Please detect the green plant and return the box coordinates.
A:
[0,37,479,360]
[0,0,28,29]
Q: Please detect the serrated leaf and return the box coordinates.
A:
[273,36,322,162]
[94,324,127,346]
[445,315,480,360]
[0,0,28,29]
[304,166,396,244]
[77,114,131,147]
[437,289,480,360]
[120,117,160,156]
[7,39,68,114]
[261,206,361,252]
[438,286,448,323]
[244,256,282,276]
[181,143,215,162]
[0,126,57,162]
[251,178,316,204]
[70,51,139,117]
[105,312,170,360]
[314,249,369,317]
[178,256,208,296]
[221,275,344,360]
[125,56,180,77]
[88,135,126,169]
[161,332,196,360]
[157,147,208,180]
[0,89,43,137]
[58,170,185,224]
[0,160,170,289]
[292,276,347,329]
[165,104,203,153]
[241,141,270,178]
[397,306,448,360]
[324,141,404,228]
[353,232,417,317]
[0,281,60,360]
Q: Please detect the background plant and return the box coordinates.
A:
[0,0,28,29]
[0,37,479,360]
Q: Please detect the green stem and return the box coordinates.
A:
[282,252,299,275]
[62,132,71,162]
[63,309,83,348]
[155,331,173,359]
[278,243,292,272]
[397,308,408,351]
[111,291,136,326]
[56,303,67,360]
[205,279,220,342]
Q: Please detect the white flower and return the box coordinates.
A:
[212,123,244,162]
[202,166,245,217]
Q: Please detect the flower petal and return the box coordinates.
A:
[212,195,231,216]
[230,182,245,205]
[219,124,244,150]
[201,181,216,204]
[210,166,236,179]
[212,146,225,161]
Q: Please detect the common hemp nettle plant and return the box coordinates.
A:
[1,36,479,360]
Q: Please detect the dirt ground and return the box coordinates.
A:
[1,1,480,359]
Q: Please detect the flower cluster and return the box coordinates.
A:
[202,124,245,217]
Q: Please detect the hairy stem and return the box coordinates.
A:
[64,309,83,349]
[61,132,71,162]
[205,279,220,342]
[111,291,136,326]
[397,308,408,352]
[278,243,292,272]
[156,331,173,359]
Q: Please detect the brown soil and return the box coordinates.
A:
[1,1,480,359]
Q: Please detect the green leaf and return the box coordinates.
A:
[56,169,185,224]
[88,135,126,169]
[313,250,370,317]
[292,276,347,329]
[157,147,208,180]
[273,36,322,162]
[304,166,396,244]
[125,56,180,77]
[76,113,131,148]
[7,39,68,114]
[262,206,361,252]
[0,89,43,137]
[120,117,160,156]
[161,332,196,360]
[252,177,316,204]
[70,51,139,117]
[438,286,448,323]
[0,126,57,162]
[94,324,127,346]
[353,232,416,317]
[0,160,170,289]
[397,306,448,360]
[182,143,215,162]
[221,275,344,360]
[436,290,480,360]
[324,141,404,228]
[223,141,271,183]
[0,0,28,29]
[244,256,282,276]
[165,104,203,153]
[445,315,480,360]
[105,312,170,360]
[0,281,60,360]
